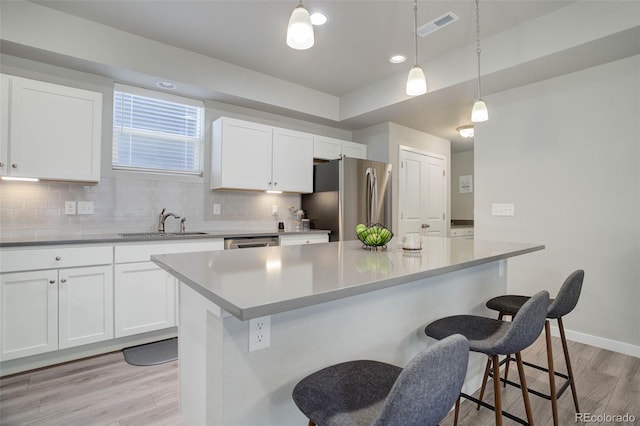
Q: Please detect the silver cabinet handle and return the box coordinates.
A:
[55,256,62,261]
[49,279,56,284]
[273,182,277,186]
[421,224,430,228]
[60,278,67,283]
[11,164,17,168]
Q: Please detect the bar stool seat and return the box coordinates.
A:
[292,334,469,426]
[425,290,550,426]
[479,269,585,426]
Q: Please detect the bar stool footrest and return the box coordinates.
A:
[461,392,529,425]
[491,356,574,401]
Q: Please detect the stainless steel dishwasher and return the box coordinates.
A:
[224,236,279,250]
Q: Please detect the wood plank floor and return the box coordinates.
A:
[1,335,638,425]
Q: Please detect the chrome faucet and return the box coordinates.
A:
[158,208,180,232]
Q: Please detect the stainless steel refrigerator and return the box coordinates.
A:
[301,157,392,242]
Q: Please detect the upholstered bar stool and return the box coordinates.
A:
[291,334,469,426]
[425,290,549,426]
[479,269,584,426]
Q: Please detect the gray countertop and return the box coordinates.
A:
[152,237,544,320]
[0,229,330,248]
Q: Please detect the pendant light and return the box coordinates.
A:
[287,1,314,50]
[406,0,427,96]
[471,0,488,122]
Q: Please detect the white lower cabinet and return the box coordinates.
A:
[279,233,329,246]
[113,239,224,338]
[114,262,176,337]
[0,264,113,361]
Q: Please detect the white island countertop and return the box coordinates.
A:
[151,237,544,320]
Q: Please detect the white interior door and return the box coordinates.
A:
[398,148,446,237]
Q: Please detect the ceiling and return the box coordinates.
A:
[7,1,638,152]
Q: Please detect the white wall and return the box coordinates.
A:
[451,151,474,220]
[475,55,640,354]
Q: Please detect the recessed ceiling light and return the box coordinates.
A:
[156,81,177,90]
[389,55,406,64]
[310,13,327,26]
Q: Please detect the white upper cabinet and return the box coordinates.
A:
[313,135,367,160]
[341,141,367,159]
[0,75,9,176]
[272,127,313,193]
[313,135,342,160]
[211,117,313,193]
[1,74,102,182]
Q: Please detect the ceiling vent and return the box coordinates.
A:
[417,12,460,37]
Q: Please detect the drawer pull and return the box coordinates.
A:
[60,278,67,283]
[49,279,56,284]
[11,163,17,169]
[55,256,62,261]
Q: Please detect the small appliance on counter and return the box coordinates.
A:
[301,157,392,242]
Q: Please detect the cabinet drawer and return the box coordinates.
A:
[115,239,224,263]
[0,246,113,273]
[279,234,329,246]
[450,228,474,237]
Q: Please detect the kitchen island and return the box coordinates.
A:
[152,237,544,425]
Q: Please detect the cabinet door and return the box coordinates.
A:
[58,266,114,349]
[0,74,8,177]
[212,117,272,191]
[313,136,342,160]
[341,141,367,160]
[114,262,176,338]
[272,127,313,193]
[0,270,58,361]
[8,76,102,182]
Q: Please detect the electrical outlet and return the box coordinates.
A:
[64,201,77,215]
[213,203,221,215]
[491,203,515,216]
[77,201,94,215]
[249,316,271,352]
[272,204,278,216]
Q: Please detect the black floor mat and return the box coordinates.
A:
[123,338,178,366]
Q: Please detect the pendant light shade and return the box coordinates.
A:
[406,0,427,96]
[287,4,314,50]
[471,0,488,122]
[472,99,488,123]
[406,65,427,96]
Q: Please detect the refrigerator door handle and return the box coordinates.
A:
[366,167,378,224]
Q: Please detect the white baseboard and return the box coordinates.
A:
[548,325,640,358]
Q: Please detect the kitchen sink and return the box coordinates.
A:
[118,231,209,239]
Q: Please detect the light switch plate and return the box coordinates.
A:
[213,203,221,215]
[491,203,515,216]
[77,201,95,215]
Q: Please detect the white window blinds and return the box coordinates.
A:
[112,84,204,175]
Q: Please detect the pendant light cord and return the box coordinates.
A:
[475,0,482,99]
[413,0,419,66]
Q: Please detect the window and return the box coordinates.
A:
[112,84,204,176]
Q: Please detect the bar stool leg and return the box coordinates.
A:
[308,420,315,426]
[477,357,492,410]
[454,396,461,425]
[558,317,580,413]
[515,352,534,426]
[544,320,559,426]
[492,355,503,426]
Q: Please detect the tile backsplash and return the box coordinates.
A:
[0,177,301,240]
